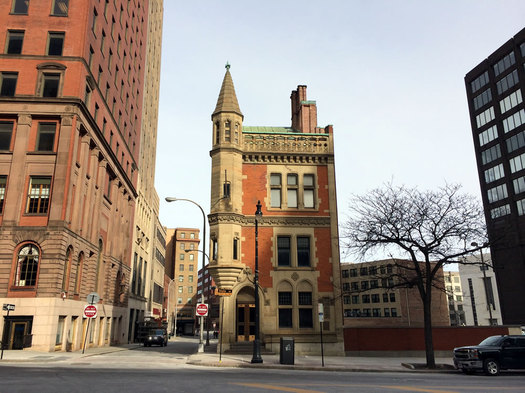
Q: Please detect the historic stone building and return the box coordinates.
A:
[207,66,344,355]
[0,0,162,351]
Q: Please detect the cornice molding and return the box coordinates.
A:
[209,213,332,227]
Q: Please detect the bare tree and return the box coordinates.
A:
[342,183,487,368]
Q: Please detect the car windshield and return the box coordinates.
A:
[479,336,504,346]
[153,330,164,335]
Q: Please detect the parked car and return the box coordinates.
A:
[453,335,525,375]
[144,329,168,347]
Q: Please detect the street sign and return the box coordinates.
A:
[2,304,15,311]
[318,303,324,323]
[87,292,100,305]
[196,303,208,317]
[84,304,98,318]
[215,288,232,297]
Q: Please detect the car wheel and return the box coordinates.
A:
[483,359,500,376]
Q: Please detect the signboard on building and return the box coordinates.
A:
[215,288,232,296]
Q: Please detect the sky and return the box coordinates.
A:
[154,0,525,262]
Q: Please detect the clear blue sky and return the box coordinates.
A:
[155,0,525,260]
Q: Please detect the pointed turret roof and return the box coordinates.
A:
[213,64,243,118]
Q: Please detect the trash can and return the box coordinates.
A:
[280,337,294,365]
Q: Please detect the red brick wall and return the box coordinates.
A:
[344,326,513,351]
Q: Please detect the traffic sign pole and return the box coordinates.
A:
[1,304,14,360]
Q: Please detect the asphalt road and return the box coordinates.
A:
[0,366,524,393]
[0,337,523,393]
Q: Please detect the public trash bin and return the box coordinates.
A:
[280,337,294,365]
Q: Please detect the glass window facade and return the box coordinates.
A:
[473,88,492,111]
[500,90,522,114]
[479,125,498,146]
[476,106,495,128]
[487,184,508,203]
[493,51,516,76]
[510,152,525,173]
[481,144,501,165]
[484,163,505,183]
[502,109,525,133]
[471,71,489,93]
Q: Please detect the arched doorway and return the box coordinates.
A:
[236,286,255,342]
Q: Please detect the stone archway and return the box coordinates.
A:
[235,286,255,342]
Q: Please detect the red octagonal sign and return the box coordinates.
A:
[84,305,97,318]
[196,303,208,317]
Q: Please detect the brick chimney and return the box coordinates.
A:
[290,85,317,133]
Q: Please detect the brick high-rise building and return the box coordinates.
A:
[0,0,162,351]
[208,66,344,355]
[465,27,525,325]
[164,228,200,336]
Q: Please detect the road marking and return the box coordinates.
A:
[383,386,459,393]
[232,382,324,393]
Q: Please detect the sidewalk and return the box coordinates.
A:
[0,339,456,373]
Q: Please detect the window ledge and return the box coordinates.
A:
[27,151,57,155]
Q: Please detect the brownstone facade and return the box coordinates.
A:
[0,1,161,351]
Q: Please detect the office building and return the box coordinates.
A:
[0,0,163,351]
[465,27,525,324]
[341,260,449,327]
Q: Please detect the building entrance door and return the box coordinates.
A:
[236,304,255,342]
[10,322,28,350]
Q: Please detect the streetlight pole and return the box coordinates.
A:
[471,242,494,325]
[186,249,212,346]
[166,278,175,337]
[166,197,206,353]
[251,200,263,364]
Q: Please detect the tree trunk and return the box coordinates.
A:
[423,292,436,368]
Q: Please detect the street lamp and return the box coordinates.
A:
[471,242,494,325]
[251,200,263,364]
[186,249,212,346]
[165,197,206,353]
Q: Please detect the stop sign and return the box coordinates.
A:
[196,303,208,317]
[84,304,97,318]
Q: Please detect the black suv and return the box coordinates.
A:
[454,335,525,375]
[144,329,168,347]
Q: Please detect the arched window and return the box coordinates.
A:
[297,281,314,328]
[61,246,73,292]
[277,281,293,328]
[14,243,40,287]
[74,252,84,295]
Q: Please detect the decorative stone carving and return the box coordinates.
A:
[291,272,299,281]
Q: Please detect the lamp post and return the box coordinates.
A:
[166,278,176,337]
[165,197,206,353]
[186,249,212,346]
[251,200,263,364]
[471,242,494,325]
